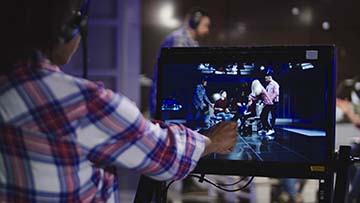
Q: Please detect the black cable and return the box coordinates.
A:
[80,0,90,79]
[189,174,254,192]
[80,26,88,79]
[165,179,177,192]
[216,176,247,187]
[165,175,254,193]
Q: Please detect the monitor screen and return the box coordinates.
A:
[156,46,335,178]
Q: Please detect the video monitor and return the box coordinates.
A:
[156,46,336,178]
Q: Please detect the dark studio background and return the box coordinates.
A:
[141,0,360,113]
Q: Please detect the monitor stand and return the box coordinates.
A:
[133,145,353,203]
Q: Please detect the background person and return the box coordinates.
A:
[149,8,211,117]
[262,73,280,137]
[192,77,213,127]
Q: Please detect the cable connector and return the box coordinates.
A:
[198,174,205,183]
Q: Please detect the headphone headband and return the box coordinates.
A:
[188,9,208,29]
[58,0,90,44]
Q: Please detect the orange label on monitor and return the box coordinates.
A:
[310,165,326,172]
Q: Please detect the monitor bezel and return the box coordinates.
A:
[156,45,336,179]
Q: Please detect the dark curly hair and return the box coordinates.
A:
[0,0,83,73]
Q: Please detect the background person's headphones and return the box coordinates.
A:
[58,0,90,44]
[188,9,207,30]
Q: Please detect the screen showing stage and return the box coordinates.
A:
[157,46,335,169]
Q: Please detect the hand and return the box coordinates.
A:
[337,98,360,128]
[336,98,352,114]
[206,121,237,154]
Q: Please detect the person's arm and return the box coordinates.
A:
[262,89,273,105]
[195,85,203,104]
[267,83,279,102]
[204,93,212,105]
[214,100,223,112]
[273,83,279,101]
[247,95,255,107]
[198,85,211,106]
[225,99,231,113]
[78,85,236,181]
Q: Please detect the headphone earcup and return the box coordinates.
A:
[189,11,203,30]
[58,19,81,44]
[58,0,89,44]
[189,18,196,29]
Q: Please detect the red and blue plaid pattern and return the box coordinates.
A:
[0,55,205,202]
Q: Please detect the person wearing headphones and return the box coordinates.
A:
[148,7,212,194]
[0,1,236,202]
[161,8,211,48]
[149,8,211,118]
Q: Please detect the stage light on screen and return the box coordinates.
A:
[301,63,314,70]
[243,63,255,69]
[158,3,180,28]
[198,63,206,70]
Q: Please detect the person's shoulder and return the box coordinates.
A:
[44,70,102,93]
[171,27,186,37]
[161,28,183,46]
[43,70,81,84]
[272,80,279,86]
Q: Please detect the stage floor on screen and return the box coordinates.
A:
[213,127,326,163]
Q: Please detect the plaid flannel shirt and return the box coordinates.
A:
[0,54,205,202]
